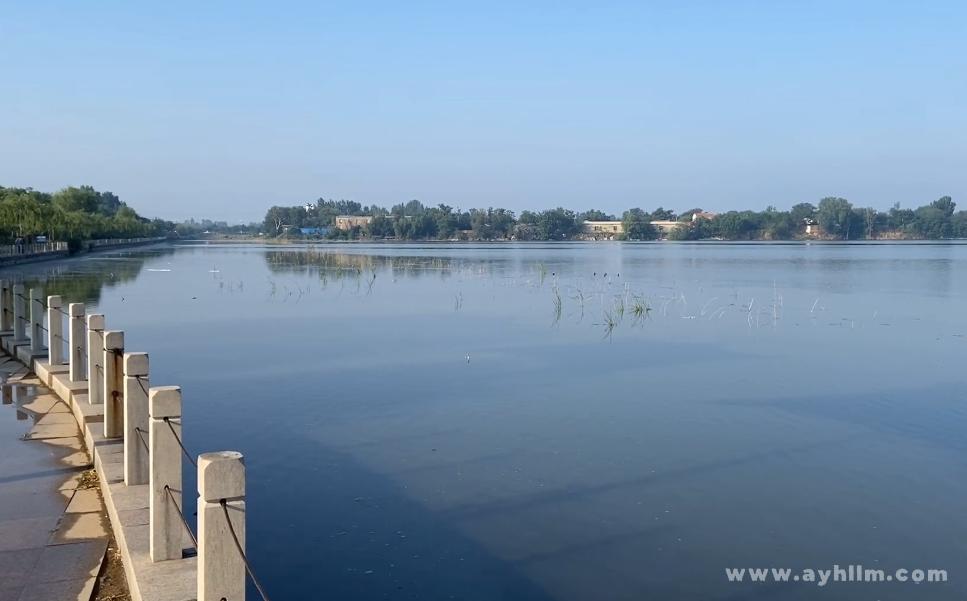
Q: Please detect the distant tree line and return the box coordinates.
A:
[666,196,965,240]
[0,185,168,249]
[264,195,967,241]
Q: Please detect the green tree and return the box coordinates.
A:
[790,202,816,224]
[52,186,100,214]
[535,208,579,240]
[621,208,657,240]
[816,197,855,239]
[650,207,677,220]
[579,209,614,222]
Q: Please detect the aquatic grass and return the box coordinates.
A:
[631,296,651,323]
[600,309,617,341]
[613,296,625,322]
[551,285,563,325]
[569,287,587,321]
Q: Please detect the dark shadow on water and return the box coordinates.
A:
[708,383,967,458]
[246,432,559,601]
[439,438,854,522]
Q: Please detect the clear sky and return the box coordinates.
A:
[1,1,965,223]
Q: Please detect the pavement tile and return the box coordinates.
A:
[0,517,59,553]
[0,586,21,601]
[0,548,42,589]
[47,513,108,545]
[64,489,101,514]
[17,577,94,601]
[30,540,105,582]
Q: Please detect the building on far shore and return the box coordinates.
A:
[334,215,373,230]
[582,220,623,239]
[804,218,822,236]
[581,219,702,239]
[649,220,680,237]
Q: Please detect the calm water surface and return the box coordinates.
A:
[8,241,967,600]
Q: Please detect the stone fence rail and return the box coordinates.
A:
[0,241,68,257]
[86,236,167,249]
[0,279,271,601]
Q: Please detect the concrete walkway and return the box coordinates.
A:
[0,357,111,601]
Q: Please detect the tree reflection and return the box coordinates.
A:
[263,249,501,281]
[11,247,176,305]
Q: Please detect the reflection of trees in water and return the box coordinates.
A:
[15,247,175,305]
[263,249,502,281]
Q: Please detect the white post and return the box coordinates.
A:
[86,314,105,404]
[29,288,44,353]
[12,284,27,342]
[198,451,246,601]
[69,303,86,382]
[47,295,64,365]
[124,353,149,485]
[150,386,183,562]
[0,280,11,332]
[103,330,124,438]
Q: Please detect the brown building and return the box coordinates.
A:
[582,221,624,239]
[334,215,373,230]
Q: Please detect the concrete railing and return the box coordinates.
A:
[0,240,68,257]
[87,236,167,249]
[0,278,267,601]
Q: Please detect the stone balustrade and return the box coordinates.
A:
[0,279,258,601]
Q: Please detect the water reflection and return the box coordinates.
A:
[263,248,501,281]
[3,247,176,305]
[2,242,967,600]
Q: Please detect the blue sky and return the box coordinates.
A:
[1,1,965,222]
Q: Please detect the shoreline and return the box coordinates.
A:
[178,237,967,245]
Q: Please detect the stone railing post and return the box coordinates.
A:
[0,280,12,332]
[86,315,105,404]
[198,451,246,601]
[124,353,150,485]
[149,386,183,562]
[47,295,64,365]
[12,284,26,342]
[103,330,125,438]
[29,287,44,353]
[69,303,86,381]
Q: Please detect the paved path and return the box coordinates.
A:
[0,358,110,601]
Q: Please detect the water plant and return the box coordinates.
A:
[552,285,563,324]
[613,296,625,322]
[600,309,617,341]
[631,296,651,323]
[570,288,588,320]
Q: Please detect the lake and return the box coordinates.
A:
[9,241,967,600]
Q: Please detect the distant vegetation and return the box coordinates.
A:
[7,185,963,247]
[0,184,269,248]
[264,195,967,241]
[0,185,167,248]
